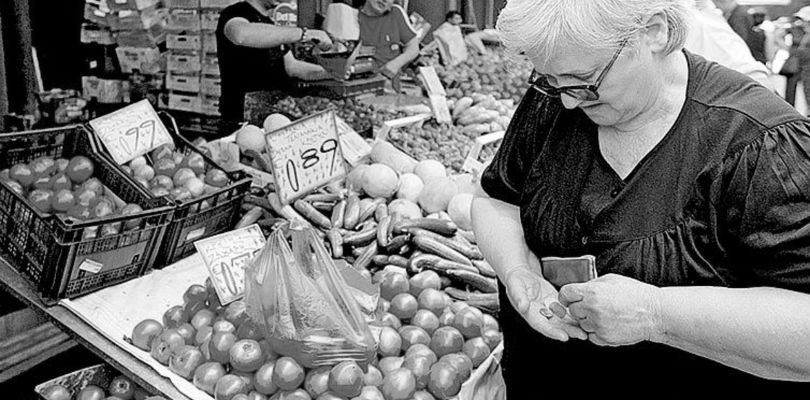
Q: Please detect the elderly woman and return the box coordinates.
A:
[471,0,810,396]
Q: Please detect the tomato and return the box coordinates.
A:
[131,319,163,351]
[399,326,431,351]
[162,305,188,329]
[40,384,71,400]
[427,362,460,400]
[429,327,464,358]
[193,362,226,395]
[76,385,105,400]
[109,375,136,400]
[381,368,416,400]
[272,357,305,391]
[230,339,264,373]
[209,332,237,364]
[327,361,364,398]
[169,345,205,380]
[66,156,94,184]
[254,361,280,396]
[411,310,440,336]
[215,374,248,400]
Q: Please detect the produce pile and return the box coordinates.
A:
[435,47,533,105]
[255,96,404,136]
[39,374,166,400]
[0,155,147,236]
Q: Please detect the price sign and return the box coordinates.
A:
[462,130,505,177]
[429,94,453,124]
[335,116,371,167]
[265,110,347,204]
[418,66,447,96]
[194,224,266,305]
[89,99,174,164]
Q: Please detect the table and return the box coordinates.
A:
[0,257,191,400]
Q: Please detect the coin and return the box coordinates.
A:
[550,302,568,319]
[539,307,554,319]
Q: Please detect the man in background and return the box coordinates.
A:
[712,0,761,57]
[357,0,420,81]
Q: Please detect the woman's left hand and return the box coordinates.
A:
[558,274,664,346]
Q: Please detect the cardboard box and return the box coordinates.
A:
[81,24,115,45]
[82,76,131,103]
[115,46,164,74]
[202,54,220,76]
[202,32,217,53]
[168,52,202,74]
[165,0,201,9]
[168,9,201,31]
[167,33,202,51]
[114,23,167,47]
[166,72,201,92]
[201,10,219,31]
[168,92,201,113]
[107,0,159,12]
[201,75,221,96]
[201,95,220,116]
[107,6,165,31]
[201,0,241,9]
[84,3,109,26]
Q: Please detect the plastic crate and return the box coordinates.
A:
[201,10,219,31]
[168,52,202,74]
[167,92,202,113]
[202,54,220,76]
[201,0,240,9]
[200,75,221,96]
[202,32,217,53]
[167,9,201,31]
[200,95,220,116]
[35,365,113,399]
[0,126,173,300]
[92,113,250,267]
[165,0,201,9]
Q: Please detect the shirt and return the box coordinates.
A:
[216,2,290,123]
[481,51,810,397]
[358,5,416,67]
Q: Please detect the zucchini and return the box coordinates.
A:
[353,242,378,271]
[293,199,332,230]
[407,254,478,275]
[393,218,458,236]
[331,199,346,229]
[343,193,361,230]
[387,255,409,268]
[383,234,411,254]
[412,235,473,266]
[374,203,389,222]
[235,206,263,229]
[444,269,498,293]
[411,228,483,260]
[343,226,378,247]
[372,255,390,266]
[326,228,343,258]
[377,215,393,247]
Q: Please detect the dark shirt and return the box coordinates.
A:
[482,51,810,397]
[358,5,417,68]
[727,5,755,48]
[216,2,290,123]
[749,27,767,64]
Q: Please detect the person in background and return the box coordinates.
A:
[794,7,810,114]
[749,8,768,65]
[785,12,810,106]
[216,0,332,132]
[475,0,810,397]
[712,0,754,43]
[686,0,773,89]
[438,11,490,55]
[357,0,420,81]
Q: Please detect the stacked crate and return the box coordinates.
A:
[165,0,237,116]
[107,0,167,75]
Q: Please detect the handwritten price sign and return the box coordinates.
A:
[265,110,347,204]
[194,225,266,305]
[89,100,174,165]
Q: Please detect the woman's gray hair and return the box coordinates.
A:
[497,0,692,63]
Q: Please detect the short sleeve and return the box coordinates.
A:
[717,121,810,291]
[480,89,560,205]
[391,5,417,44]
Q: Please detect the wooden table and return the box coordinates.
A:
[0,257,191,400]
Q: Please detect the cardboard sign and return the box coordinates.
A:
[335,116,371,166]
[429,94,453,124]
[265,110,347,204]
[89,99,174,164]
[375,113,433,140]
[418,66,447,96]
[462,130,505,177]
[194,225,266,305]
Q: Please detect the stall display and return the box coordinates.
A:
[36,364,167,400]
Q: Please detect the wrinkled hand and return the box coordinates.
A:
[380,64,399,80]
[558,273,663,346]
[305,29,333,50]
[503,254,587,342]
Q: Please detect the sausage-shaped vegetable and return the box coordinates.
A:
[372,255,390,266]
[293,199,332,230]
[445,287,499,302]
[311,201,335,214]
[407,254,479,275]
[267,193,309,226]
[356,220,377,232]
[352,244,370,258]
[387,255,409,268]
[377,215,393,247]
[466,297,500,314]
[374,203,389,222]
[393,218,458,236]
[344,193,361,230]
[236,206,263,229]
[354,242,378,271]
[331,199,346,229]
[384,234,411,254]
[445,269,498,293]
[343,226,378,247]
[245,195,276,215]
[359,198,386,222]
[472,259,497,278]
[327,228,343,258]
[411,235,473,266]
[411,228,483,260]
[304,192,343,203]
[257,217,286,230]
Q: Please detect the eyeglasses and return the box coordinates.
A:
[529,41,627,101]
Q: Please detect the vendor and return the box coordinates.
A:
[473,0,810,397]
[216,0,333,131]
[357,0,420,80]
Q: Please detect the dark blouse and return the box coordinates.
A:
[481,51,810,396]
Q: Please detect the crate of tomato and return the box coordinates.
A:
[89,106,250,268]
[0,126,173,301]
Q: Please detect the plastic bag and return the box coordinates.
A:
[244,221,377,368]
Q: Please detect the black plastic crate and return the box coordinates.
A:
[91,112,251,268]
[296,76,386,99]
[0,126,173,301]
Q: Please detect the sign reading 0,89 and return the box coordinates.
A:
[265,110,347,204]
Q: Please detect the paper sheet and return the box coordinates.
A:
[60,254,214,400]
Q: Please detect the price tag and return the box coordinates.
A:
[418,66,447,96]
[462,130,505,177]
[429,94,453,124]
[335,116,371,167]
[194,225,266,305]
[89,99,174,165]
[265,110,347,204]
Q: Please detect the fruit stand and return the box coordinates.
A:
[0,46,529,400]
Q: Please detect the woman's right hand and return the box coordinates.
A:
[504,254,588,342]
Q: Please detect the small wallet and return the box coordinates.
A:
[540,255,598,288]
